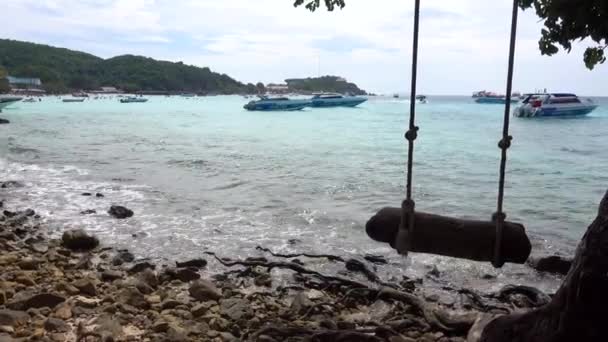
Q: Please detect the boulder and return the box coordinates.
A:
[138,269,158,289]
[73,279,97,296]
[117,287,149,310]
[7,292,66,310]
[95,193,104,198]
[108,206,133,219]
[61,229,99,251]
[127,262,155,274]
[0,181,24,189]
[220,298,253,321]
[0,310,29,327]
[290,292,312,315]
[18,258,41,270]
[112,250,135,266]
[175,258,207,269]
[163,267,200,282]
[101,270,123,282]
[528,255,572,275]
[44,318,69,332]
[188,280,222,301]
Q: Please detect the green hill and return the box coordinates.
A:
[0,39,251,94]
[285,76,366,95]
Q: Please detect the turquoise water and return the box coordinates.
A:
[1,95,607,293]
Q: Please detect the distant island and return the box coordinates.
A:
[0,39,366,95]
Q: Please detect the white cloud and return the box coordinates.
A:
[1,0,607,94]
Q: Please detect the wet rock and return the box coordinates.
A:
[220,298,253,321]
[101,270,123,282]
[0,118,9,124]
[61,229,99,251]
[364,254,388,264]
[108,205,134,219]
[117,287,149,310]
[112,250,135,266]
[163,267,200,282]
[176,258,207,269]
[7,292,66,310]
[290,292,312,314]
[135,281,154,295]
[166,324,188,341]
[95,193,104,198]
[345,258,368,273]
[80,209,96,215]
[44,318,69,332]
[161,299,184,310]
[127,261,155,274]
[528,255,572,275]
[0,181,24,189]
[81,192,92,196]
[152,320,169,333]
[0,310,29,327]
[138,269,159,289]
[189,280,222,301]
[288,238,301,245]
[73,279,97,296]
[191,303,211,317]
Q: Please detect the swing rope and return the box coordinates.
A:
[400,0,520,268]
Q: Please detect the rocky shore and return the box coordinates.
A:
[0,195,560,341]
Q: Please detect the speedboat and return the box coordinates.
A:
[514,93,598,118]
[474,91,519,104]
[63,98,85,103]
[120,96,148,103]
[244,96,310,111]
[310,93,367,108]
[416,95,428,104]
[0,95,23,112]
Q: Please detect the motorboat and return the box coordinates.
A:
[63,98,85,103]
[72,92,89,98]
[416,95,428,104]
[120,96,148,103]
[473,91,519,104]
[244,96,311,111]
[22,98,37,103]
[310,93,367,108]
[514,93,598,118]
[0,95,23,112]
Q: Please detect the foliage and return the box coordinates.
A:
[0,66,9,93]
[0,39,253,94]
[294,0,607,69]
[256,82,266,94]
[285,76,366,95]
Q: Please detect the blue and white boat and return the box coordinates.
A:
[244,96,311,111]
[474,91,519,104]
[0,96,23,112]
[514,93,598,118]
[310,93,367,108]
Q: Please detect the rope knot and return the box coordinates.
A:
[498,135,513,150]
[404,126,419,141]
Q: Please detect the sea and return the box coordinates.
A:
[1,95,607,297]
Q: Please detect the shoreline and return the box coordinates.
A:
[0,188,562,341]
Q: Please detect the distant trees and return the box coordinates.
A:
[285,76,366,95]
[0,66,9,93]
[256,82,266,94]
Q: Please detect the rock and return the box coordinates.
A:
[135,281,155,295]
[96,193,104,198]
[127,261,155,274]
[189,280,222,301]
[219,332,237,341]
[14,274,36,286]
[152,320,169,333]
[73,279,97,296]
[290,292,312,314]
[176,258,207,269]
[101,270,123,282]
[0,310,29,327]
[166,324,188,341]
[528,255,572,275]
[364,254,388,264]
[54,304,72,320]
[7,292,66,310]
[164,267,200,282]
[0,181,24,189]
[108,205,134,219]
[191,303,210,318]
[61,229,99,251]
[117,287,150,310]
[56,282,80,295]
[80,209,96,215]
[44,318,69,332]
[161,299,183,310]
[139,269,158,289]
[220,298,253,321]
[81,192,92,196]
[112,250,135,266]
[146,295,161,305]
[0,118,9,124]
[254,273,272,287]
[72,296,101,309]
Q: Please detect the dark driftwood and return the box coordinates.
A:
[480,190,608,342]
[366,208,531,264]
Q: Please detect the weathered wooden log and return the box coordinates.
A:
[479,190,608,342]
[366,208,531,264]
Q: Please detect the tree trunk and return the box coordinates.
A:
[366,208,531,264]
[480,190,608,342]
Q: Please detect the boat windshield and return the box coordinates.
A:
[548,96,581,104]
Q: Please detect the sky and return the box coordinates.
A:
[3,0,607,95]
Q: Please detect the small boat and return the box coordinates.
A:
[120,96,148,103]
[0,95,23,111]
[514,93,598,118]
[244,96,310,111]
[22,98,37,103]
[474,91,519,104]
[393,94,400,99]
[416,95,428,104]
[62,98,85,103]
[310,93,367,108]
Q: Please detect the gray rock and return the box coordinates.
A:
[73,279,97,296]
[0,310,29,327]
[108,205,134,219]
[191,303,211,317]
[112,250,135,266]
[528,255,572,275]
[152,320,169,333]
[101,270,123,282]
[61,229,99,251]
[164,267,200,282]
[220,298,253,321]
[0,181,23,189]
[44,318,69,332]
[161,299,183,310]
[7,292,66,310]
[290,292,312,314]
[135,281,154,295]
[127,261,155,274]
[117,287,149,310]
[17,257,41,270]
[138,269,158,289]
[176,258,207,269]
[188,279,222,301]
[80,209,96,215]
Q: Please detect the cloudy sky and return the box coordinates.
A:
[3,0,607,95]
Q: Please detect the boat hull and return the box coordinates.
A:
[514,104,597,118]
[310,97,367,108]
[0,97,23,111]
[244,100,311,111]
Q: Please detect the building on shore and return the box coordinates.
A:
[266,83,289,94]
[6,75,46,95]
[89,86,123,94]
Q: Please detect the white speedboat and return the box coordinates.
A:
[244,96,310,111]
[310,93,367,108]
[120,96,148,103]
[514,93,598,118]
[0,95,23,111]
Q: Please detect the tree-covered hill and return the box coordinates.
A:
[285,76,366,95]
[0,39,249,94]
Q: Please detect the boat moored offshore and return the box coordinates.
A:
[310,93,367,108]
[244,96,311,111]
[473,91,519,104]
[120,96,148,103]
[514,93,598,118]
[0,95,23,112]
